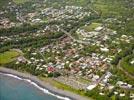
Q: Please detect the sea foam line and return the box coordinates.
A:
[0,72,71,100]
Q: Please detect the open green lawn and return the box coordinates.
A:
[82,23,101,32]
[92,0,127,17]
[0,50,20,64]
[12,0,30,4]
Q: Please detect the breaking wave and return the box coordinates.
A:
[0,72,71,100]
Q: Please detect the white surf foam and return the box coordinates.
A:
[4,73,23,80]
[0,72,71,100]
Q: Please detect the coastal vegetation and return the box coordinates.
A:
[39,77,87,96]
[13,0,30,4]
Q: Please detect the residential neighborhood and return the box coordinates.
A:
[0,0,134,100]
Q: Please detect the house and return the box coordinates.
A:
[108,85,114,90]
[27,61,32,64]
[42,65,47,68]
[100,47,109,52]
[17,56,27,63]
[31,52,37,55]
[114,91,118,95]
[99,92,105,95]
[47,66,55,73]
[95,26,103,32]
[87,84,97,90]
[92,75,99,81]
[120,93,125,97]
[130,94,134,98]
[130,60,134,65]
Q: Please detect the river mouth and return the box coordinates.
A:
[0,72,71,100]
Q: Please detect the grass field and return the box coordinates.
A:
[0,50,20,64]
[82,23,101,32]
[13,0,30,4]
[92,0,126,17]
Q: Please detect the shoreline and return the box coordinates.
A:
[0,67,89,100]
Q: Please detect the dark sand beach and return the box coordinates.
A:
[0,67,90,100]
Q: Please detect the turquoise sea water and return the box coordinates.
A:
[0,74,60,100]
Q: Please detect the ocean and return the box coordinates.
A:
[0,73,69,100]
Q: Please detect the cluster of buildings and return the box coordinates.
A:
[1,0,133,98]
[0,36,12,43]
[0,18,16,28]
[14,34,112,90]
[37,25,60,34]
[117,81,133,89]
[6,3,92,25]
[76,23,117,45]
[0,1,26,29]
[13,31,134,97]
[96,72,134,98]
[41,6,91,21]
[111,81,134,98]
